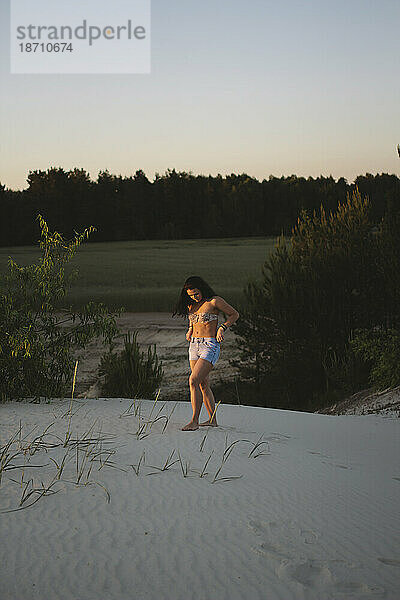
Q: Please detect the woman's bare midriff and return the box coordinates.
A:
[191,322,218,338]
[189,299,219,338]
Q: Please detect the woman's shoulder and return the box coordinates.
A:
[209,295,235,312]
[208,296,223,310]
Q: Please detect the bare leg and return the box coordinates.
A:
[199,375,218,426]
[182,359,214,431]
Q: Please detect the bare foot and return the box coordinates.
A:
[199,420,218,427]
[181,421,199,431]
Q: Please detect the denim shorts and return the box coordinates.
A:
[189,337,220,366]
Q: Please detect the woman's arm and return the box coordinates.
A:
[212,296,239,341]
[186,324,193,341]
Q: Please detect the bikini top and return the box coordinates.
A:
[188,312,219,324]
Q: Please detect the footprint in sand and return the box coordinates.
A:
[332,580,384,595]
[308,450,333,460]
[277,558,333,587]
[377,557,400,567]
[265,432,292,443]
[248,519,287,558]
[248,518,384,594]
[277,558,384,595]
[300,529,318,544]
[321,460,352,470]
[248,519,318,559]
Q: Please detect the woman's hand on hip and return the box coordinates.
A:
[216,327,224,342]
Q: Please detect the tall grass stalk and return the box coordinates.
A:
[49,452,69,480]
[148,389,161,421]
[248,435,270,458]
[199,451,214,478]
[177,450,190,478]
[210,400,221,424]
[64,360,78,447]
[130,450,146,476]
[223,438,251,461]
[0,423,23,484]
[199,433,208,452]
[212,443,243,484]
[146,449,179,475]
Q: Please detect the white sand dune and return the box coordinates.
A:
[0,398,399,600]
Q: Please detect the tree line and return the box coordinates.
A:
[2,191,400,409]
[1,168,399,247]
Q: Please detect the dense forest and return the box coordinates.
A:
[0,168,399,246]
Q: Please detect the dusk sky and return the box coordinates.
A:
[1,0,399,191]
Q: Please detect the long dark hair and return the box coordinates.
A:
[172,276,217,317]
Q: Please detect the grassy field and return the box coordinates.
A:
[0,237,277,311]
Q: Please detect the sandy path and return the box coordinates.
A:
[74,313,239,400]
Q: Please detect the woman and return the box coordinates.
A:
[173,276,239,431]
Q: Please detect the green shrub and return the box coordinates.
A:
[234,189,399,409]
[321,341,370,396]
[270,190,382,349]
[350,328,400,390]
[98,331,163,398]
[231,281,325,410]
[231,282,282,385]
[0,215,120,402]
